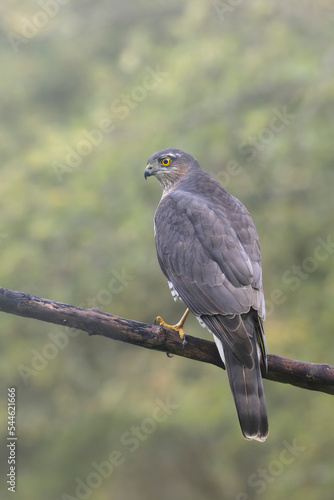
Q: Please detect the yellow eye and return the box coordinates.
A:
[160,157,171,166]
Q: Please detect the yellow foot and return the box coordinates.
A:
[155,315,186,340]
[155,308,190,341]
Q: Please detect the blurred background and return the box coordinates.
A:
[1,0,334,498]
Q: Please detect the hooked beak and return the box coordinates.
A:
[144,163,154,180]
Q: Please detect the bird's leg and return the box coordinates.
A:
[155,308,190,341]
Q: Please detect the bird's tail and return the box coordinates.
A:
[204,312,268,441]
[223,334,268,441]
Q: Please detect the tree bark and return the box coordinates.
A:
[0,286,333,395]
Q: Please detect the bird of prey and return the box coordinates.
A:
[144,148,268,441]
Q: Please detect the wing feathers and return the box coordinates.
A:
[201,314,254,369]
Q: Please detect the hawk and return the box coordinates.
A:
[144,148,268,441]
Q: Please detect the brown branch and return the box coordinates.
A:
[0,286,333,395]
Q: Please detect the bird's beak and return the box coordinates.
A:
[144,163,153,180]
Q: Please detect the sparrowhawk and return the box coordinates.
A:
[144,148,268,441]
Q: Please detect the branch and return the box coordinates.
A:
[0,287,333,395]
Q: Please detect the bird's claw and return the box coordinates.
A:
[154,315,165,326]
[155,315,186,344]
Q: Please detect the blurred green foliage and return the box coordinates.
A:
[1,0,334,499]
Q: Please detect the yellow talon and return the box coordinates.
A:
[155,308,190,341]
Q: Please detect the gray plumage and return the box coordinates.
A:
[145,148,268,441]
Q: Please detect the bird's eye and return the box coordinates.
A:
[160,157,171,166]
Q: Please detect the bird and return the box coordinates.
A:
[144,148,268,441]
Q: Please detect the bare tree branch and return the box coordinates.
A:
[0,286,333,395]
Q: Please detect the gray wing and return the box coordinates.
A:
[154,189,265,367]
[155,190,265,316]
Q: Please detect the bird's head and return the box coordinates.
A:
[144,148,200,191]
